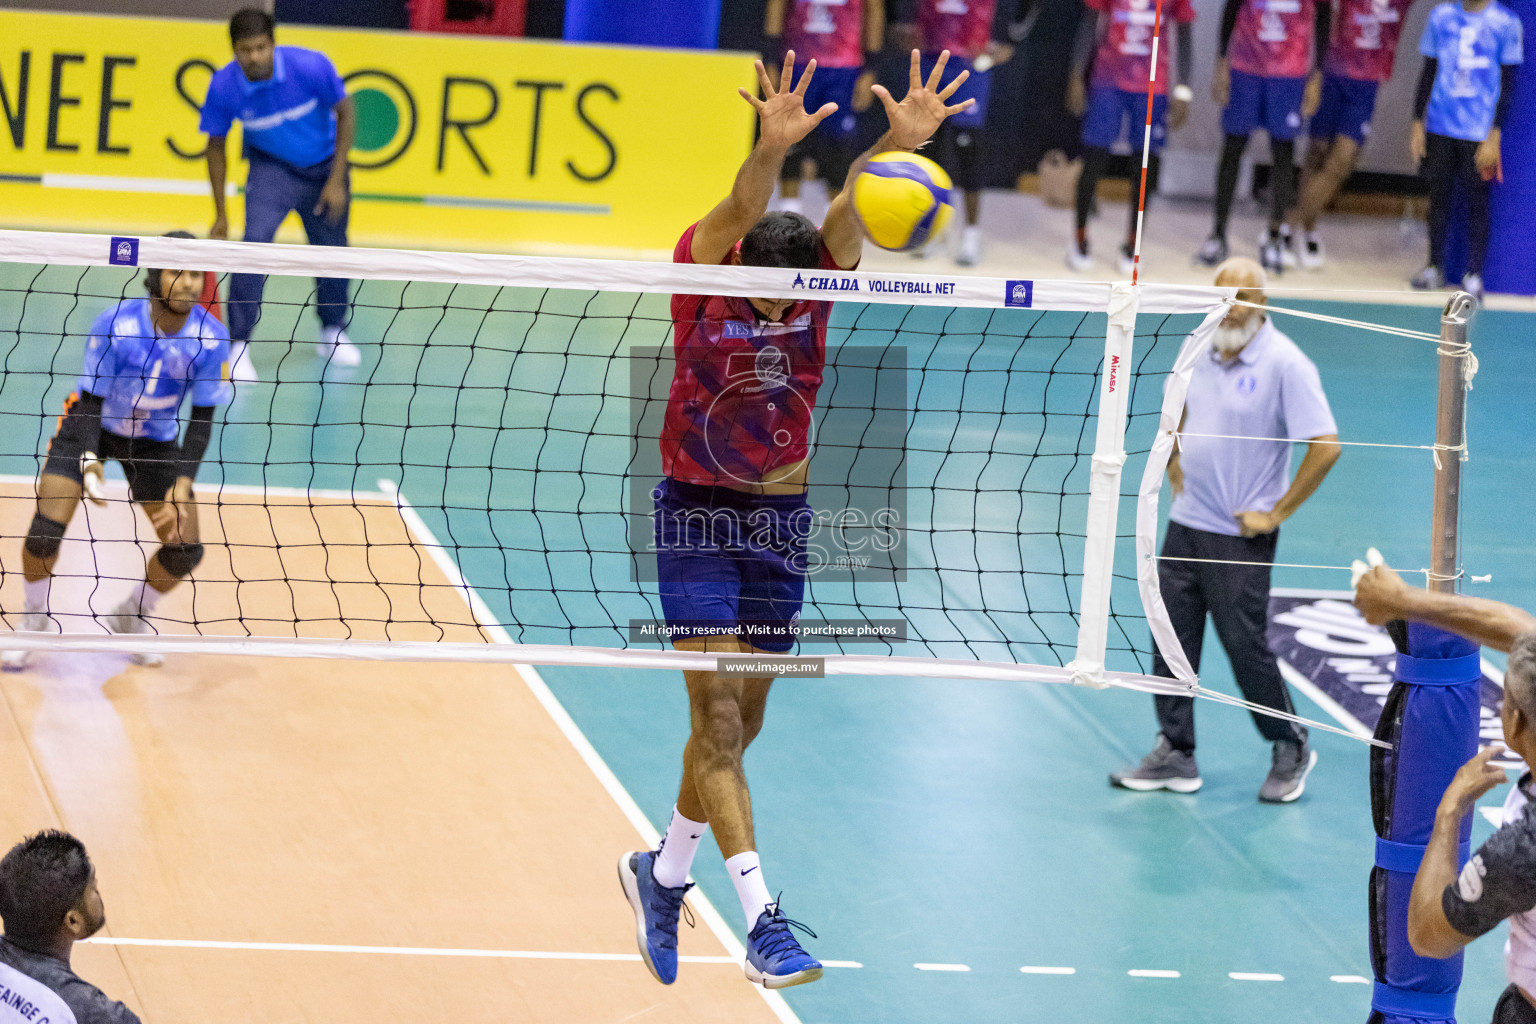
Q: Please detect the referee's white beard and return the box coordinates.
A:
[1213,315,1263,355]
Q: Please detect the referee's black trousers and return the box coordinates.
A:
[1150,521,1307,752]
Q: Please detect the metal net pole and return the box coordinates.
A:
[1430,292,1475,593]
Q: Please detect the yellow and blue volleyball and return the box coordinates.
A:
[852,152,955,252]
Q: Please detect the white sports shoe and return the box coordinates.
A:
[229,341,259,383]
[1066,239,1094,272]
[104,600,164,667]
[318,326,362,367]
[1298,231,1325,270]
[2,609,50,671]
[956,225,982,267]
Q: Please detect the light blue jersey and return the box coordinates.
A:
[1420,0,1524,141]
[79,299,233,443]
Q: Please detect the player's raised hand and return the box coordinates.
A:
[741,51,837,151]
[874,50,974,152]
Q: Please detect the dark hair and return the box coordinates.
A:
[229,8,275,45]
[0,831,93,946]
[145,230,198,299]
[740,211,821,270]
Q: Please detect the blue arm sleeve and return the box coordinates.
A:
[77,310,119,396]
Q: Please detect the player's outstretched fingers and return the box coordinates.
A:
[793,58,817,95]
[926,49,951,92]
[807,102,837,128]
[938,69,971,102]
[908,48,922,92]
[779,49,796,92]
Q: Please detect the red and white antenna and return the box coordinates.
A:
[1129,0,1169,287]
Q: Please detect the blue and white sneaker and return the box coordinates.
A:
[617,851,692,984]
[744,900,823,989]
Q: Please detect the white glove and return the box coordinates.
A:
[80,452,107,507]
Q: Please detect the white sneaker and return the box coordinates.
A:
[2,609,50,671]
[229,341,259,383]
[1461,273,1484,301]
[1066,239,1093,272]
[1298,232,1325,270]
[1117,243,1136,277]
[1259,227,1297,269]
[318,326,362,368]
[956,225,982,267]
[104,600,164,667]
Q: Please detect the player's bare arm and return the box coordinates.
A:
[1408,745,1510,957]
[690,53,837,266]
[207,135,230,239]
[315,96,355,225]
[1355,563,1536,652]
[822,49,974,267]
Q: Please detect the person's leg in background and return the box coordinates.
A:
[1111,521,1207,792]
[1414,131,1456,290]
[226,155,296,382]
[1201,528,1316,803]
[294,162,360,368]
[1068,85,1123,270]
[1257,74,1307,273]
[1201,69,1262,265]
[1460,137,1490,296]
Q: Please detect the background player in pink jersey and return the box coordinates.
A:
[1066,0,1196,273]
[893,0,1029,265]
[617,49,974,992]
[1286,0,1418,268]
[1200,0,1332,272]
[765,0,886,216]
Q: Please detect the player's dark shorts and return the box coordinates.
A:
[1309,72,1379,145]
[653,478,809,654]
[921,53,990,128]
[1493,984,1536,1024]
[44,396,180,504]
[786,63,862,142]
[1082,86,1169,153]
[1223,69,1307,141]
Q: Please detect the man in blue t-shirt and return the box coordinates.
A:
[201,8,359,379]
[1409,0,1523,297]
[2,233,233,671]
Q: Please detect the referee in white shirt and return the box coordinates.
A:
[1112,258,1341,803]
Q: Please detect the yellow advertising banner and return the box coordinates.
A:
[0,11,758,254]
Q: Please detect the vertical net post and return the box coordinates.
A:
[1070,283,1139,687]
[1430,292,1475,593]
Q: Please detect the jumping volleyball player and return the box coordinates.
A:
[3,234,232,671]
[618,50,973,989]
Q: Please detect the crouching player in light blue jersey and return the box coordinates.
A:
[3,233,234,671]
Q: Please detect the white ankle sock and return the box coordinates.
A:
[724,851,773,930]
[652,806,707,888]
[132,581,166,615]
[22,577,50,613]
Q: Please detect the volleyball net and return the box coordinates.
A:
[0,230,1463,736]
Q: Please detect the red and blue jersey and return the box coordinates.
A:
[918,0,997,60]
[664,224,846,487]
[1229,0,1319,78]
[785,0,866,68]
[1326,0,1415,81]
[1089,0,1197,94]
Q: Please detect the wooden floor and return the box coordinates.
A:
[0,479,784,1024]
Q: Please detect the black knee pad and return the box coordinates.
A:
[23,514,67,561]
[156,542,204,578]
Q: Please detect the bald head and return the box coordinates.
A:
[1214,256,1268,294]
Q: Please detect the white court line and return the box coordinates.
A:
[1019,966,1075,975]
[82,937,862,968]
[377,480,802,1024]
[1331,975,1371,984]
[913,963,970,972]
[1228,972,1285,982]
[1128,969,1181,978]
[0,472,380,504]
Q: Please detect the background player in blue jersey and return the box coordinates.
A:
[3,233,234,671]
[1410,0,1523,297]
[202,8,360,379]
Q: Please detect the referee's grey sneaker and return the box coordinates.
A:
[1258,738,1318,804]
[1109,735,1202,793]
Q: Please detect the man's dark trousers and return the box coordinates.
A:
[1151,520,1307,751]
[228,149,351,343]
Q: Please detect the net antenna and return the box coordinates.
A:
[1128,0,1169,286]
